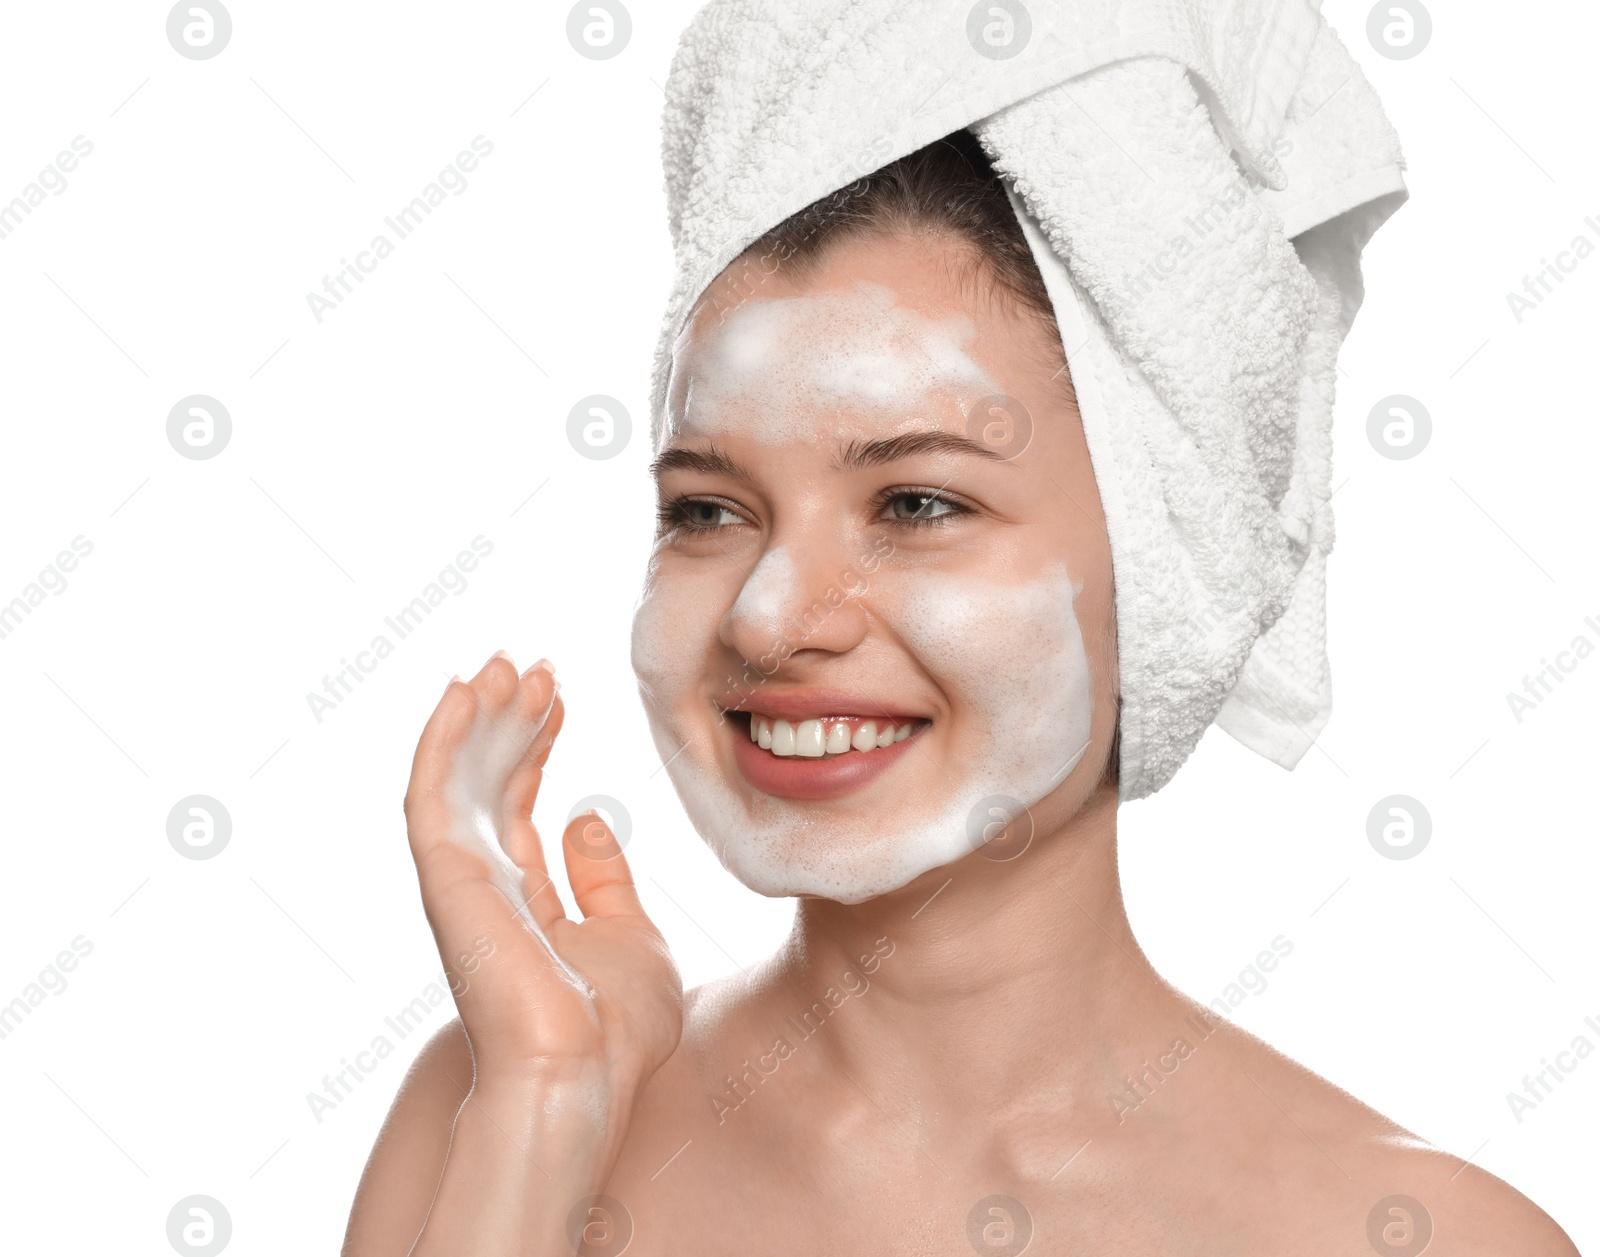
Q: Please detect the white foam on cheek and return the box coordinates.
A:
[631,567,744,826]
[636,559,1096,904]
[630,564,709,715]
[631,565,767,867]
[439,691,595,999]
[666,282,999,446]
[894,566,1094,792]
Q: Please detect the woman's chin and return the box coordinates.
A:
[655,718,1019,904]
[703,814,979,906]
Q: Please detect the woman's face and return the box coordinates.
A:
[631,229,1119,904]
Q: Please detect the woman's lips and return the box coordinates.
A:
[729,712,927,801]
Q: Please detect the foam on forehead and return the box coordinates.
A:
[665,280,999,447]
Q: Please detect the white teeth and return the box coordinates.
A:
[795,719,825,757]
[745,713,923,757]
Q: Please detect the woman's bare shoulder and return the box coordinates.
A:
[1197,1004,1579,1255]
[342,1018,473,1254]
[1356,1136,1580,1257]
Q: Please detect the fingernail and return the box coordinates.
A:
[443,673,461,695]
[491,649,515,667]
[535,658,556,675]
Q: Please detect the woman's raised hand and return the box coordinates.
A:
[401,651,682,1114]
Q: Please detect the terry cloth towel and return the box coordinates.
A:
[649,1,1408,800]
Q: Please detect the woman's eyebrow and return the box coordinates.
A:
[833,430,1007,471]
[650,443,753,483]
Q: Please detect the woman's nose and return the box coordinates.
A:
[718,542,869,665]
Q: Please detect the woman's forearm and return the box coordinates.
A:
[411,1067,625,1257]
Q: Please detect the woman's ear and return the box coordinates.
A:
[1100,705,1122,791]
[1098,580,1122,790]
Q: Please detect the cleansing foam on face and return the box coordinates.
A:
[640,283,1096,902]
[664,282,999,448]
[633,556,1093,902]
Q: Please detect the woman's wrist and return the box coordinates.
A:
[474,1046,654,1122]
[473,1053,644,1125]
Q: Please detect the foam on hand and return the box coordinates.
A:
[438,683,594,998]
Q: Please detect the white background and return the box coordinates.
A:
[0,1,1594,1252]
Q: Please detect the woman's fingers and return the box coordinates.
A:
[403,676,479,862]
[499,657,562,813]
[514,657,559,721]
[406,655,519,852]
[405,651,572,938]
[562,810,649,923]
[500,678,568,932]
[473,649,520,708]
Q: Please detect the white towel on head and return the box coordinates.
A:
[651,0,1407,799]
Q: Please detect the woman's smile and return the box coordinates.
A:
[727,701,932,800]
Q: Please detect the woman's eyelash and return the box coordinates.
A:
[657,496,744,534]
[872,488,974,528]
[657,488,976,535]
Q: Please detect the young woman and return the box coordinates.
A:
[343,135,1577,1255]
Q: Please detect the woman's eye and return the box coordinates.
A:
[660,497,744,534]
[881,491,966,526]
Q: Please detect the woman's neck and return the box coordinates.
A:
[760,781,1183,1123]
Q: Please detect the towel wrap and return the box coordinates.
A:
[651,1,1407,798]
